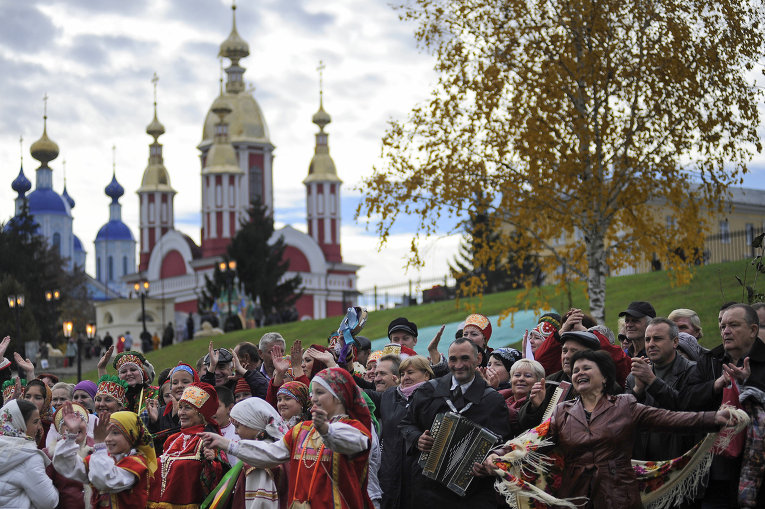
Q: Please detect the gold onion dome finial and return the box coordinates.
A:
[312,61,331,131]
[219,3,249,62]
[146,72,165,139]
[30,93,59,164]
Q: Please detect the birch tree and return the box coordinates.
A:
[357,0,765,322]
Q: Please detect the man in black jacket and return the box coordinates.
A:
[626,317,706,461]
[399,338,510,509]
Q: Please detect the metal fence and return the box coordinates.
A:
[702,226,764,265]
[357,275,457,310]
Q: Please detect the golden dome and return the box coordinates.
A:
[219,5,249,62]
[312,102,331,132]
[146,112,165,139]
[30,121,59,164]
[200,91,271,145]
[138,163,175,193]
[203,142,242,175]
[305,153,341,184]
[211,95,233,117]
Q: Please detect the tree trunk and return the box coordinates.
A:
[586,231,608,324]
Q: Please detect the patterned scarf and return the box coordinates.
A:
[26,379,52,421]
[109,410,158,475]
[311,368,372,433]
[0,400,29,439]
[492,407,751,509]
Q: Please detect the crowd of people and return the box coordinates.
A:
[0,300,763,509]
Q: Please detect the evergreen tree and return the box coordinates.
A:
[228,200,302,324]
[450,197,543,296]
[0,201,89,363]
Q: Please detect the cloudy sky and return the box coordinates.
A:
[2,0,764,296]
[0,0,463,294]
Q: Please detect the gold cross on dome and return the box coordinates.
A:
[317,60,326,97]
[152,72,159,104]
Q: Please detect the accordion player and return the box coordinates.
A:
[419,412,501,496]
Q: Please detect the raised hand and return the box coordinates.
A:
[93,411,111,443]
[530,378,546,408]
[231,352,246,377]
[290,340,304,378]
[723,358,751,384]
[484,367,500,388]
[306,347,336,368]
[427,325,446,364]
[0,336,10,358]
[61,401,84,435]
[97,345,114,376]
[311,405,329,434]
[208,341,219,371]
[146,397,159,423]
[13,352,35,379]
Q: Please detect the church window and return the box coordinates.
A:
[97,258,101,281]
[108,256,114,281]
[52,233,61,254]
[123,256,128,276]
[249,164,263,205]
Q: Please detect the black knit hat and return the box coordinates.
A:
[387,317,418,339]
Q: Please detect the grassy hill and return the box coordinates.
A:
[66,260,754,382]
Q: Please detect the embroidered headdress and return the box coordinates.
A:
[464,313,493,341]
[96,374,129,408]
[2,379,25,403]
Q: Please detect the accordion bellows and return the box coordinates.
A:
[419,412,500,496]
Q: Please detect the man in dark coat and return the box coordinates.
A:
[399,338,511,509]
[625,317,706,461]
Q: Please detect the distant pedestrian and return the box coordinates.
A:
[186,313,195,340]
[102,332,113,350]
[162,323,174,347]
[124,331,134,351]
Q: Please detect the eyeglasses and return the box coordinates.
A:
[203,348,233,365]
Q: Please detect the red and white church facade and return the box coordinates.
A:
[125,6,359,322]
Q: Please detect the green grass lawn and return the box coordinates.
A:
[66,260,756,383]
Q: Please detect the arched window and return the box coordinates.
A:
[123,256,128,276]
[108,256,114,281]
[97,258,101,281]
[52,233,61,254]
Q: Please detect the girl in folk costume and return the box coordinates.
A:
[275,381,311,428]
[45,403,95,509]
[95,374,129,417]
[23,378,53,448]
[201,367,374,509]
[202,397,290,509]
[0,399,59,508]
[53,402,157,509]
[148,362,200,451]
[101,349,159,414]
[149,381,228,508]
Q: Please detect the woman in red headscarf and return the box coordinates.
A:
[201,367,373,509]
[148,382,227,509]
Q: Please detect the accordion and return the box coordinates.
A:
[418,412,500,496]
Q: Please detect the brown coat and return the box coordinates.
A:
[549,394,718,508]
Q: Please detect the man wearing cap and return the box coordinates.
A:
[388,318,418,349]
[619,301,656,357]
[517,330,607,430]
[625,317,706,462]
[201,343,267,399]
[399,338,510,508]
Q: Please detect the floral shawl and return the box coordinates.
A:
[493,407,750,509]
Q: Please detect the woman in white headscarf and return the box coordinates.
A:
[205,397,289,509]
[0,399,59,508]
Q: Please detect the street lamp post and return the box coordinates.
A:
[134,281,150,335]
[62,320,75,380]
[218,260,237,332]
[44,289,60,346]
[85,323,96,382]
[7,294,24,367]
